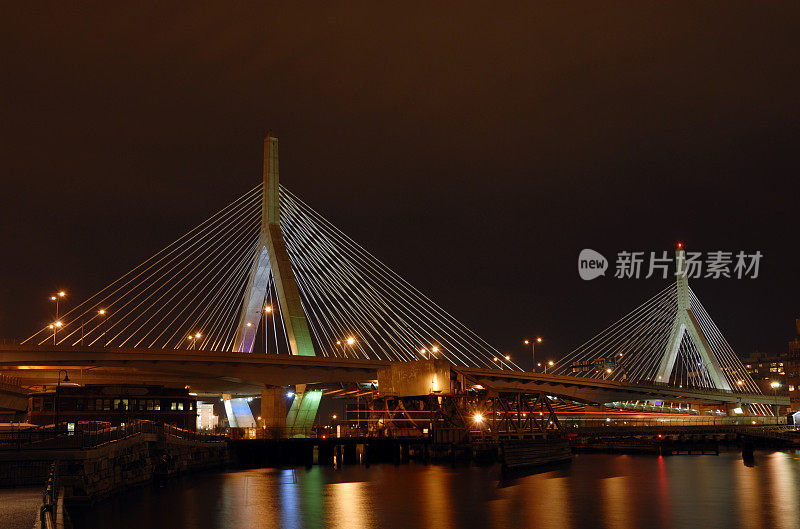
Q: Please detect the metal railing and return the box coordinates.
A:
[0,420,227,451]
[39,461,57,529]
[559,414,787,430]
[0,372,22,387]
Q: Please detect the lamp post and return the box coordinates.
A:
[187,332,202,350]
[524,337,542,372]
[49,321,63,345]
[50,291,66,320]
[98,309,107,345]
[770,381,781,425]
[262,305,272,353]
[54,369,70,434]
[545,360,554,374]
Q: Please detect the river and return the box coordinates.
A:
[70,450,800,529]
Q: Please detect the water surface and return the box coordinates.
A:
[71,451,800,529]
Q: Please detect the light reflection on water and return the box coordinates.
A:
[70,451,800,529]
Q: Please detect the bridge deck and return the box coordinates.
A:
[0,345,786,407]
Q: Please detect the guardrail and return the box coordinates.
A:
[559,414,787,430]
[39,461,58,529]
[0,420,228,451]
[0,372,22,387]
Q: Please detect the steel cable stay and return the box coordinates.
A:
[279,189,518,368]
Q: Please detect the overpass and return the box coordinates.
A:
[0,345,785,412]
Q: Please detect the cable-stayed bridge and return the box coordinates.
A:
[2,135,785,432]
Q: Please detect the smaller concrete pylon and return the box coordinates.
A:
[223,394,256,428]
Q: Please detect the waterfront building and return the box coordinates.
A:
[27,384,198,430]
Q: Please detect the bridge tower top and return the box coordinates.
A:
[263,132,280,228]
[234,134,316,359]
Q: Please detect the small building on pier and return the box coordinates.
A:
[26,384,198,430]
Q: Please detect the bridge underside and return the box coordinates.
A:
[0,345,785,412]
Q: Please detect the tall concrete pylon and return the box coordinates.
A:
[231,134,322,436]
[655,246,732,390]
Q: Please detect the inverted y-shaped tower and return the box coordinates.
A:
[655,246,732,390]
[231,134,321,435]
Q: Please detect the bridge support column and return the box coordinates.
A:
[261,386,287,437]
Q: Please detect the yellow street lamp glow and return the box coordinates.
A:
[54,321,63,328]
[770,381,781,389]
[420,348,426,353]
[736,380,743,386]
[473,413,483,424]
[493,357,498,362]
[264,305,272,313]
[346,337,355,345]
[336,340,341,345]
[524,340,529,345]
[98,309,106,315]
[504,355,511,361]
[195,333,202,338]
[50,296,57,301]
[49,324,54,329]
[548,360,554,366]
[246,322,252,327]
[58,291,66,297]
[536,337,542,343]
[606,368,612,373]
[431,346,439,353]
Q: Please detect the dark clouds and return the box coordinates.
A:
[1,2,798,362]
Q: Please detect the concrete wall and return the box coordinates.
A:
[0,434,229,500]
[377,360,452,397]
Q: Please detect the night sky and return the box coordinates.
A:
[2,3,798,366]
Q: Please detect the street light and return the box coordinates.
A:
[261,305,272,353]
[473,413,483,424]
[524,337,543,372]
[50,291,66,320]
[49,321,63,345]
[771,381,782,425]
[94,308,109,346]
[54,369,70,433]
[545,360,554,374]
[187,332,201,349]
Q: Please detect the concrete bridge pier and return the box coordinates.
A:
[260,386,287,437]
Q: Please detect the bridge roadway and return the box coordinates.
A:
[0,344,786,410]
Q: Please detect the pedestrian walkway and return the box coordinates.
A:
[0,486,41,529]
